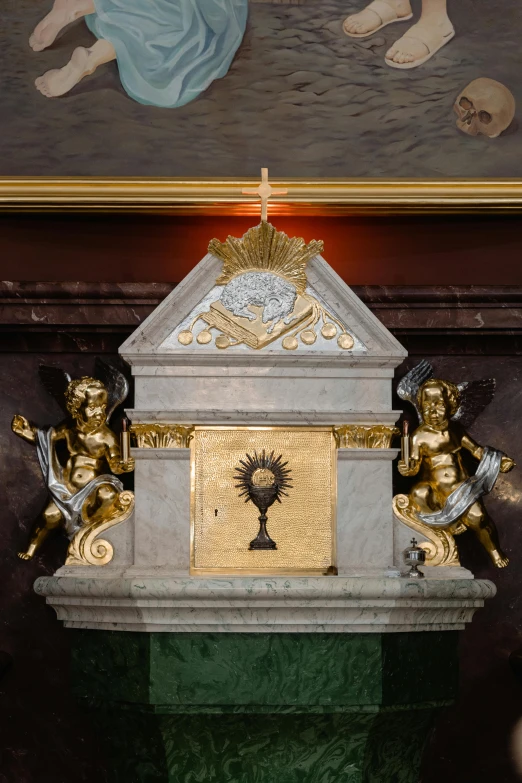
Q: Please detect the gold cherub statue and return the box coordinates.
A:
[12,361,135,566]
[393,361,515,569]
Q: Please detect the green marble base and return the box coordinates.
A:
[71,631,458,783]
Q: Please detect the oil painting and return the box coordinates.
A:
[2,0,522,178]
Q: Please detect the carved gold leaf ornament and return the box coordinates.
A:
[66,490,135,567]
[209,220,323,295]
[334,425,400,449]
[131,424,194,448]
[392,494,461,567]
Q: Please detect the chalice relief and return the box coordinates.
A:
[235,451,292,551]
[29,0,247,103]
[12,361,135,566]
[393,361,515,569]
[343,0,454,69]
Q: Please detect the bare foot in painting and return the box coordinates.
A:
[29,0,95,52]
[35,41,116,97]
[343,0,412,38]
[385,17,454,68]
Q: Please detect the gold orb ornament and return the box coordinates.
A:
[282,335,299,350]
[321,323,337,339]
[196,330,213,345]
[178,330,193,346]
[215,334,231,349]
[301,330,317,345]
[338,333,355,350]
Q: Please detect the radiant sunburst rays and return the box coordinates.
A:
[234,450,293,550]
[234,450,293,501]
[209,221,323,295]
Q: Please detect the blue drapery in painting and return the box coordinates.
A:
[86,0,248,108]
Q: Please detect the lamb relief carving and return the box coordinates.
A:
[220,272,298,333]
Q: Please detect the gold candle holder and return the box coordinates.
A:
[401,420,410,466]
[121,417,131,462]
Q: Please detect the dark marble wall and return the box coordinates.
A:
[1,283,522,783]
[404,354,522,783]
[3,213,522,286]
[1,352,112,783]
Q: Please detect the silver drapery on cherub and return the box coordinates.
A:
[393,360,515,569]
[12,359,135,566]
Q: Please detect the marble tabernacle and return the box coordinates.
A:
[36,220,495,783]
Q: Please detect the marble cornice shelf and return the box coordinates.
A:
[337,449,399,460]
[121,353,403,368]
[131,447,189,460]
[34,576,496,634]
[130,366,397,377]
[127,410,402,425]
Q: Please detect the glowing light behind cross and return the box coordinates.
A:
[242,168,288,222]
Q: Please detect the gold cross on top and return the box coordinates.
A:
[242,168,288,222]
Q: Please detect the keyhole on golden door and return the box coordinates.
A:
[215,509,218,517]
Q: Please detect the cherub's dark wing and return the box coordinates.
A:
[396,360,433,421]
[39,365,72,413]
[95,358,129,422]
[454,379,496,428]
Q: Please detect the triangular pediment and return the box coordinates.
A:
[120,224,406,365]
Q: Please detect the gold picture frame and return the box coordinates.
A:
[2,177,522,214]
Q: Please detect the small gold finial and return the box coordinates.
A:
[242,168,288,222]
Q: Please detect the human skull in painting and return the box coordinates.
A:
[454,78,515,138]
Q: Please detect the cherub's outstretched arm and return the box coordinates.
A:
[12,416,69,445]
[12,415,37,444]
[461,430,483,461]
[461,428,515,473]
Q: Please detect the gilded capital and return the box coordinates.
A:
[131,424,194,449]
[334,425,399,449]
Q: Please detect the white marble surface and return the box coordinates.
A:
[119,253,407,365]
[132,374,395,417]
[337,449,398,461]
[132,447,190,460]
[419,566,475,579]
[35,575,496,633]
[307,257,406,358]
[98,511,134,567]
[126,409,402,426]
[337,451,397,574]
[132,449,190,572]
